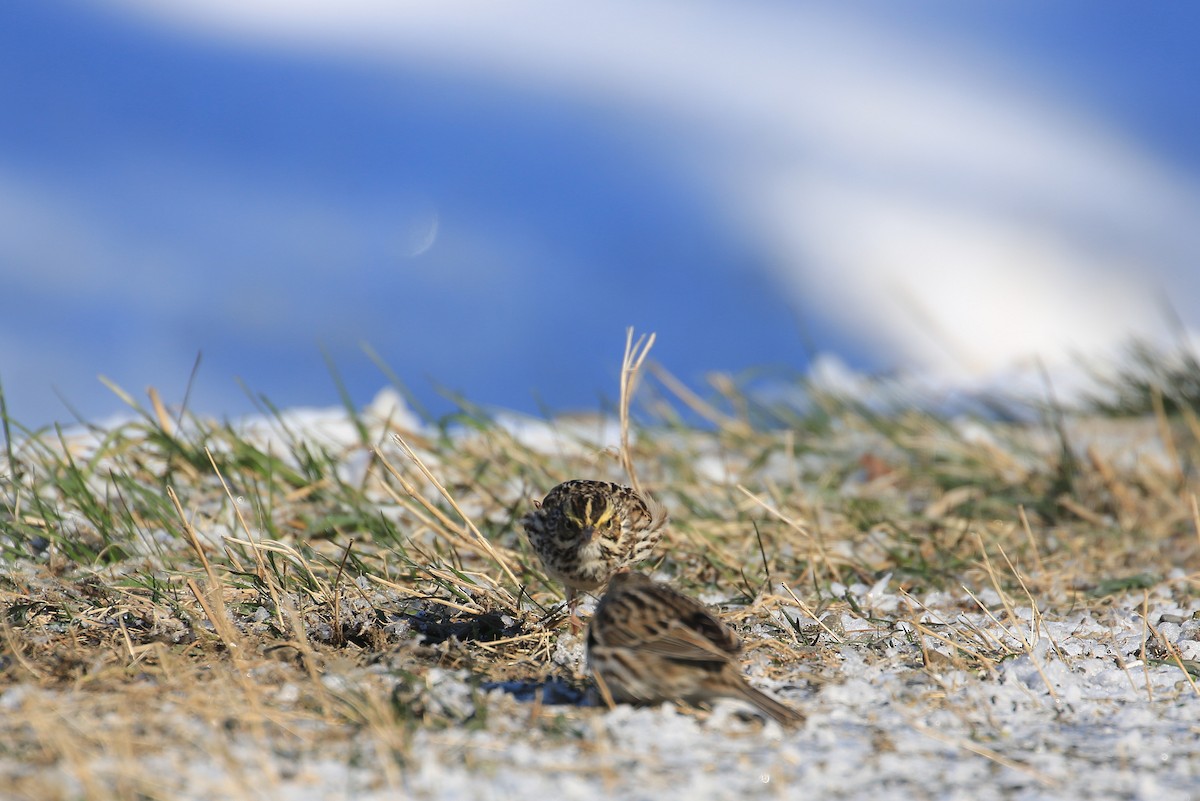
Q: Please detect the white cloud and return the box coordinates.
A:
[94,0,1200,383]
[746,169,1169,376]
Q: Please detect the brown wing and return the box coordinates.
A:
[592,572,742,659]
[627,618,739,664]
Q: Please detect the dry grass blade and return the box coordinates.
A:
[373,448,499,562]
[646,362,745,432]
[185,577,234,648]
[1150,385,1183,483]
[0,618,45,679]
[224,536,324,589]
[168,485,242,654]
[897,589,1000,674]
[619,327,655,496]
[780,582,843,645]
[736,484,837,583]
[390,433,521,608]
[1192,493,1200,552]
[1146,619,1200,697]
[593,671,617,711]
[995,542,1068,665]
[278,591,335,719]
[1086,446,1138,525]
[974,533,1060,705]
[1016,505,1047,578]
[1140,590,1154,702]
[168,485,219,588]
[367,573,482,614]
[736,485,814,541]
[148,386,173,434]
[207,447,286,631]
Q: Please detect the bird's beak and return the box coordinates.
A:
[581,527,596,543]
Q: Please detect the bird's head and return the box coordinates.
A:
[565,493,615,541]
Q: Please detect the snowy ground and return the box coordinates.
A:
[6,577,1197,800]
[2,388,1199,800]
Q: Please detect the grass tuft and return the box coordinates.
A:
[3,339,1200,796]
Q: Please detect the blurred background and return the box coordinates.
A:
[3,1,1199,427]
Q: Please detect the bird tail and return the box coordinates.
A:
[737,684,804,728]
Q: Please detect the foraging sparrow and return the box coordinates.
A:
[522,479,666,629]
[587,571,803,726]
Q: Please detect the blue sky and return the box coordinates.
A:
[3,2,1199,427]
